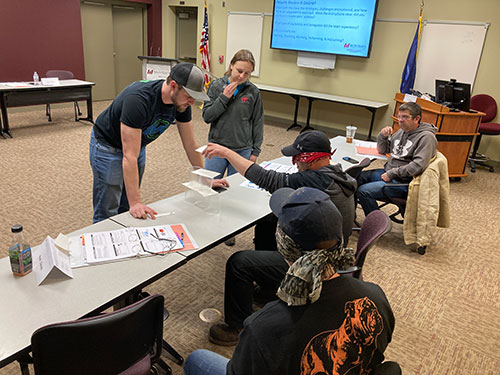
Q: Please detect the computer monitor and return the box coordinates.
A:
[435,79,471,112]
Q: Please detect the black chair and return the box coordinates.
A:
[338,210,391,280]
[45,70,82,122]
[346,157,372,230]
[468,94,500,173]
[380,183,409,225]
[29,294,171,375]
[345,157,372,180]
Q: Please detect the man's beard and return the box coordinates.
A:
[171,89,187,112]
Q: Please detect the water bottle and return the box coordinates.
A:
[9,224,33,276]
[33,71,40,85]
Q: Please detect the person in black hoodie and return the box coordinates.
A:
[202,130,357,345]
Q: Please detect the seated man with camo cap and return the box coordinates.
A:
[184,187,398,375]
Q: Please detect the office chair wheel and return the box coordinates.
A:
[470,167,476,173]
[151,359,172,375]
[417,246,426,255]
[489,167,495,172]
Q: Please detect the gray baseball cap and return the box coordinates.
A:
[170,63,209,101]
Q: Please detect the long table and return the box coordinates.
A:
[0,79,95,138]
[0,172,271,370]
[255,83,388,140]
[0,139,373,370]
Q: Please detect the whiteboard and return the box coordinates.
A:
[414,22,488,95]
[225,13,263,77]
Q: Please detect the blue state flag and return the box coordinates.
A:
[400,19,422,94]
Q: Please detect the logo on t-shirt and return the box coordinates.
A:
[143,117,173,141]
[300,297,383,375]
[392,139,413,159]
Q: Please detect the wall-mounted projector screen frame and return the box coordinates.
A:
[270,0,379,58]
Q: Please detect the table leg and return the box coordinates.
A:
[76,91,94,124]
[287,95,301,131]
[0,93,13,138]
[87,90,94,123]
[300,98,315,133]
[366,107,376,141]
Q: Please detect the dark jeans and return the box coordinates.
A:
[356,168,409,216]
[253,213,278,251]
[224,250,288,328]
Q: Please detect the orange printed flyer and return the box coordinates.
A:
[355,146,385,157]
[171,224,198,251]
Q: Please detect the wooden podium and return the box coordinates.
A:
[393,93,484,178]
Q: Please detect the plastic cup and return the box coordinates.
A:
[346,126,357,143]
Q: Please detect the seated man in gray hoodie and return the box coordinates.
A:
[357,101,438,216]
[202,130,357,345]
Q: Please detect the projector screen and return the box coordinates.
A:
[270,0,379,58]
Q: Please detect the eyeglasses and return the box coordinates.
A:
[397,114,413,120]
[144,233,178,256]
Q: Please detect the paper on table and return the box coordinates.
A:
[82,225,184,264]
[195,145,207,153]
[69,224,195,267]
[33,236,73,285]
[240,161,298,190]
[54,233,71,256]
[356,146,386,156]
[41,77,60,86]
[170,224,198,250]
[4,82,32,87]
[353,140,386,158]
[354,140,377,148]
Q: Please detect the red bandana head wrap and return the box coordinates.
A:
[292,149,336,165]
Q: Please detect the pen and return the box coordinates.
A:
[176,233,184,247]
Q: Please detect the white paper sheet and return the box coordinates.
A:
[240,161,298,190]
[33,236,73,285]
[82,225,183,264]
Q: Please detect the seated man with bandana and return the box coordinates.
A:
[203,130,357,249]
[202,130,357,345]
[184,187,397,375]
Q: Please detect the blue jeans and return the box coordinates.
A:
[356,168,409,216]
[89,130,146,223]
[184,349,229,375]
[205,148,252,179]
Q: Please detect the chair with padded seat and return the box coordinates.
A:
[377,151,450,255]
[338,209,392,280]
[345,157,372,230]
[345,157,372,180]
[45,70,82,122]
[28,294,171,375]
[469,94,500,173]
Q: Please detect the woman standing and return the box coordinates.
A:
[202,49,264,179]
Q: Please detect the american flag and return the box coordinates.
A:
[199,1,211,87]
